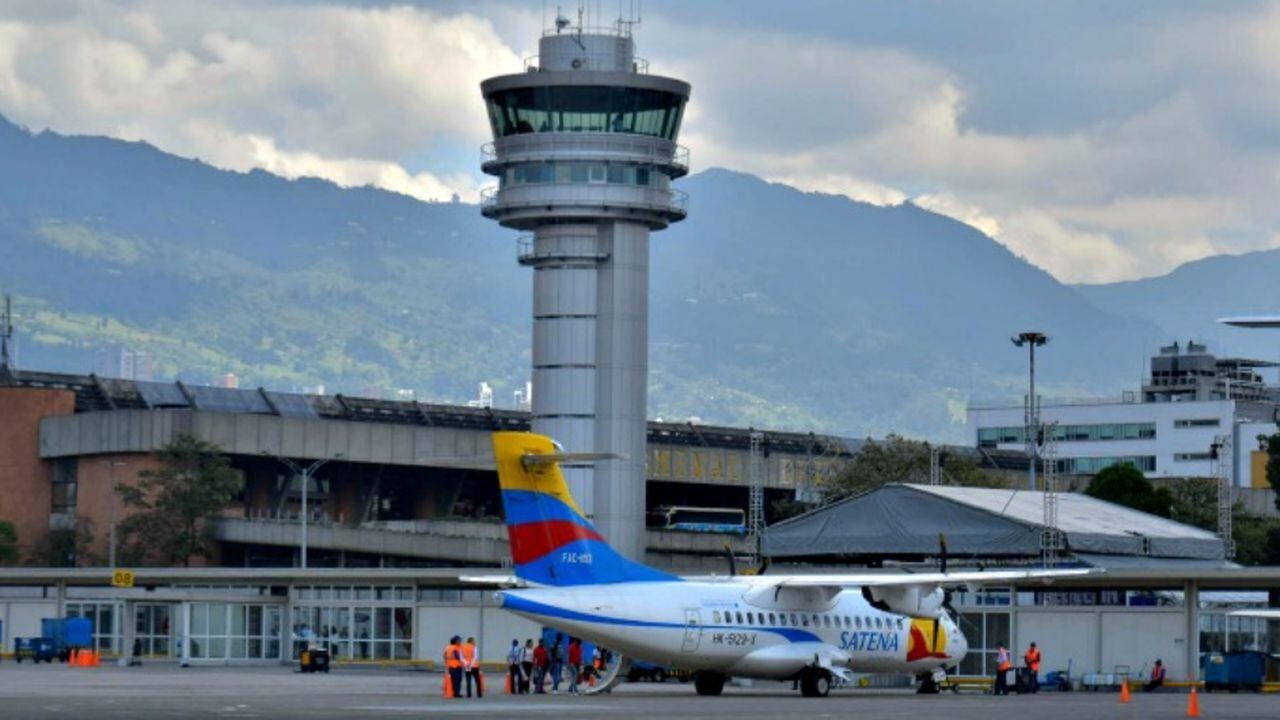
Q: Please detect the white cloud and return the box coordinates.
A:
[0,1,520,200]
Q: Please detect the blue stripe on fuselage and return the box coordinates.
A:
[500,591,823,643]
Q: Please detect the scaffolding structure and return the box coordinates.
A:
[1214,434,1235,560]
[747,430,765,567]
[1040,422,1064,567]
[929,444,942,485]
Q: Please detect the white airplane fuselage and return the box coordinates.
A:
[499,579,967,679]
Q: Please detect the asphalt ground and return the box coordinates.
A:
[0,663,1275,719]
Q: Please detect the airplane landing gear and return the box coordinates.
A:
[694,671,726,696]
[917,669,947,694]
[799,669,832,697]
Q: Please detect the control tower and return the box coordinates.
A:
[479,14,690,560]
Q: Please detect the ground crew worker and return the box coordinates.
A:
[1144,659,1166,692]
[506,639,523,694]
[461,636,482,698]
[520,639,535,694]
[994,641,1011,696]
[567,638,583,695]
[443,635,464,699]
[548,633,565,694]
[1024,642,1041,693]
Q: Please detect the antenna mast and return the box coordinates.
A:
[1,294,13,375]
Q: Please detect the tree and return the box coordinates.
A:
[1165,478,1219,531]
[1231,516,1280,566]
[826,435,999,500]
[26,517,97,567]
[117,434,243,567]
[1084,463,1173,517]
[0,520,18,565]
[1259,432,1280,513]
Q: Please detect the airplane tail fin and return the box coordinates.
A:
[492,431,676,586]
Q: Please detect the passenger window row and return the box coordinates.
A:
[710,610,905,631]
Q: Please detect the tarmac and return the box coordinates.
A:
[0,663,1276,719]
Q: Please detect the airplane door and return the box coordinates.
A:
[681,609,701,653]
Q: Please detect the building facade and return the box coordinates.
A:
[969,342,1279,487]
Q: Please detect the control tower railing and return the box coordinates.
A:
[480,184,688,215]
[524,54,650,74]
[482,135,689,175]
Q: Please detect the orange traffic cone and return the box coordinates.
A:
[1119,679,1131,704]
[477,670,486,696]
[443,672,454,698]
[1187,686,1201,718]
[504,672,513,694]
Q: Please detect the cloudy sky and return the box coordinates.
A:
[2,0,1278,284]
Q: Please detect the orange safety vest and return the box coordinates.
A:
[461,643,476,668]
[444,643,463,669]
[1025,648,1041,672]
[997,648,1011,672]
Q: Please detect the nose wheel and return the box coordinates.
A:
[799,669,832,697]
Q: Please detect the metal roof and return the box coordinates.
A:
[764,484,1225,562]
[907,484,1220,542]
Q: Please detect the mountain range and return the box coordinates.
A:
[3,115,1265,441]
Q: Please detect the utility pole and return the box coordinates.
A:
[1,294,13,375]
[263,453,343,568]
[1012,332,1049,491]
[99,460,126,570]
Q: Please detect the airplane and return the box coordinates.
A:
[485,431,1094,697]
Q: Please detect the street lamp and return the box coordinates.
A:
[1011,331,1049,491]
[98,460,127,571]
[263,453,343,568]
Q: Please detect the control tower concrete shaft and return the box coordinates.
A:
[480,19,690,560]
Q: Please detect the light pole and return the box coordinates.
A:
[98,460,126,571]
[1012,331,1049,491]
[263,453,342,568]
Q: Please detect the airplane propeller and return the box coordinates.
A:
[932,534,956,652]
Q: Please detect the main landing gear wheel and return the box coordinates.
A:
[916,673,942,694]
[799,670,832,697]
[694,671,726,696]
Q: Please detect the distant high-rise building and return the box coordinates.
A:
[513,381,533,412]
[467,382,494,409]
[96,346,153,381]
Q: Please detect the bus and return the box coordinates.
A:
[651,506,746,534]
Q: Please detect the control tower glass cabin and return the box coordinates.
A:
[479,19,690,560]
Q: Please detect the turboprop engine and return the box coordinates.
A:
[861,584,945,619]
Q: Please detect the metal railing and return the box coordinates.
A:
[524,54,650,74]
[481,135,688,173]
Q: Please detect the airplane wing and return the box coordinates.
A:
[738,568,1096,608]
[1229,609,1280,619]
[747,567,1095,589]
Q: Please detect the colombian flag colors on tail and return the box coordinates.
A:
[493,432,676,586]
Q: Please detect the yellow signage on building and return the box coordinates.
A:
[111,570,135,588]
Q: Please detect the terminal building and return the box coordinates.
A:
[0,368,887,572]
[969,342,1280,488]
